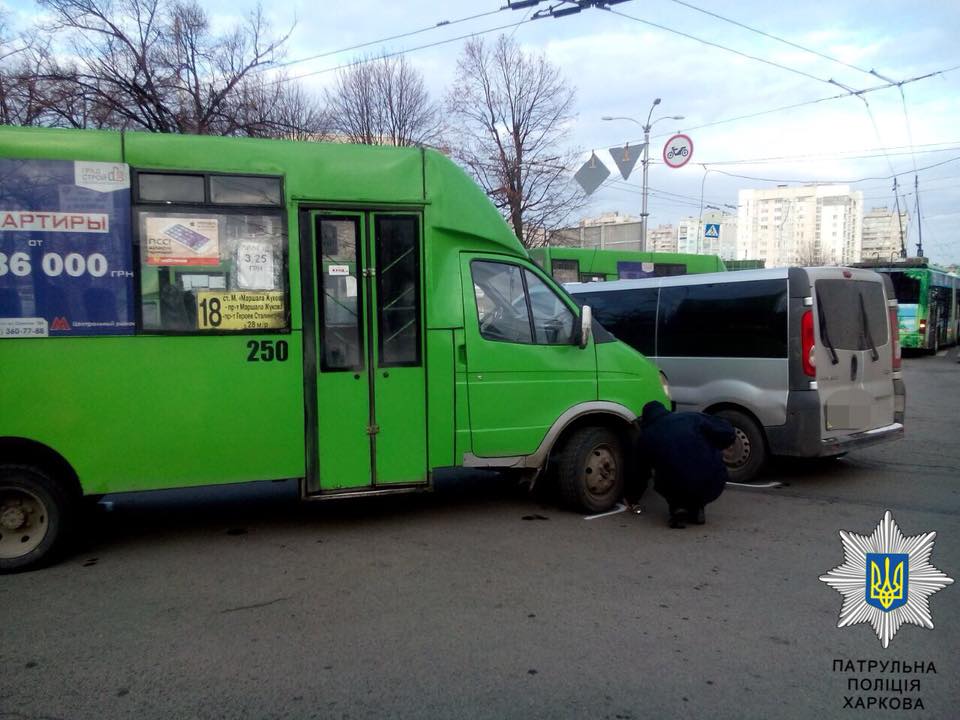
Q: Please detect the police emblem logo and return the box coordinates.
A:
[820,511,953,647]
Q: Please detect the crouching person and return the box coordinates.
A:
[634,401,736,528]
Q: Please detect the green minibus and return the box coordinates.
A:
[528,247,727,284]
[0,127,668,571]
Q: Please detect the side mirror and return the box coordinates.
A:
[578,305,593,349]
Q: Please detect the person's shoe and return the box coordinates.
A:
[691,506,706,525]
[669,509,687,529]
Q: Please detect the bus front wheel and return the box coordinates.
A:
[0,465,73,573]
[557,427,624,513]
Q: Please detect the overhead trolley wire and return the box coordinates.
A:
[705,154,960,185]
[607,8,838,87]
[665,0,875,78]
[268,8,507,71]
[614,65,960,148]
[265,15,538,86]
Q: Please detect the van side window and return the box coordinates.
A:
[472,261,533,344]
[524,270,575,344]
[577,288,657,356]
[658,279,788,358]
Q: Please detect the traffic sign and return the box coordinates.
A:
[574,152,610,196]
[663,134,693,169]
[607,143,644,181]
[704,223,720,238]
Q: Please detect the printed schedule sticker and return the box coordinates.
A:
[196,291,285,331]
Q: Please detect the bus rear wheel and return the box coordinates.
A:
[557,427,624,513]
[0,465,72,573]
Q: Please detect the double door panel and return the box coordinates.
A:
[309,210,426,491]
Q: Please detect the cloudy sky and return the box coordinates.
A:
[7,0,959,264]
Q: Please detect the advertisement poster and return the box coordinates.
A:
[0,159,134,337]
[145,216,220,266]
[195,290,285,331]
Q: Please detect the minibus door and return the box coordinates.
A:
[304,211,426,493]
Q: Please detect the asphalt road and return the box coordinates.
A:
[2,352,959,720]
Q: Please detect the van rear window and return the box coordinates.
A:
[814,280,889,350]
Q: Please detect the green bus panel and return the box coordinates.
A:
[0,335,305,494]
[529,247,727,283]
[0,126,123,162]
[425,329,456,469]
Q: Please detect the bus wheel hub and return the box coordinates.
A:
[585,446,616,494]
[1,505,27,531]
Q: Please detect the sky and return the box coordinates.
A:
[5,0,959,265]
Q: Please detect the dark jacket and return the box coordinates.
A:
[639,402,736,506]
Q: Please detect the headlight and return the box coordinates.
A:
[659,371,671,400]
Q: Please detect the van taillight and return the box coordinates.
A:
[889,307,901,370]
[918,318,926,335]
[801,310,815,377]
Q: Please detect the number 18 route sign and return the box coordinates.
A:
[663,134,694,169]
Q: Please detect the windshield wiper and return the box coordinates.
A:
[816,298,840,365]
[859,293,880,362]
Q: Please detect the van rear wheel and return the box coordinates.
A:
[557,427,624,513]
[0,465,72,573]
[714,410,766,484]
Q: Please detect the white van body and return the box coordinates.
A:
[567,267,905,481]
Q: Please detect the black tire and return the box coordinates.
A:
[0,465,74,573]
[713,409,767,484]
[556,427,624,513]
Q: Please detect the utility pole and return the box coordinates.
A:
[914,175,924,258]
[602,100,683,252]
[893,177,906,258]
[639,98,659,251]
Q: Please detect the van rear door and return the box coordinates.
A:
[811,269,895,442]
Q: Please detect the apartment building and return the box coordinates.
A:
[737,185,863,267]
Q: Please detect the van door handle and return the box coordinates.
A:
[850,354,858,381]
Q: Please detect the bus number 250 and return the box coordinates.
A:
[247,340,288,362]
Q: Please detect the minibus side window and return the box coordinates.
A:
[472,261,533,344]
[523,269,575,345]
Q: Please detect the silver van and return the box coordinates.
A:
[567,267,905,482]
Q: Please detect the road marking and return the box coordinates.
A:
[584,503,629,520]
[726,481,783,488]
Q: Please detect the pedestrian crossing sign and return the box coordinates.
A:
[705,223,720,238]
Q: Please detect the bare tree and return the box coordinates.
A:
[325,54,442,147]
[0,14,51,126]
[33,0,316,136]
[446,35,585,247]
[232,72,330,140]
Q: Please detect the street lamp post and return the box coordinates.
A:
[602,99,684,251]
